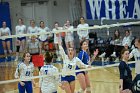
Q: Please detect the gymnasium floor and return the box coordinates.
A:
[0,62,135,93]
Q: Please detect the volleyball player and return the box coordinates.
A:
[76,40,98,93]
[77,17,89,43]
[39,52,59,93]
[15,18,26,61]
[0,21,12,59]
[38,21,51,52]
[63,20,74,49]
[129,38,140,74]
[58,40,91,93]
[27,20,38,35]
[119,49,132,93]
[14,52,35,93]
[131,74,140,93]
[53,22,62,55]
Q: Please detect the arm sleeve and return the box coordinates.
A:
[76,57,89,68]
[58,45,67,60]
[119,62,125,79]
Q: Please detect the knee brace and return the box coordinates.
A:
[86,87,91,92]
[16,46,20,52]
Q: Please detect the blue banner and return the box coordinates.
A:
[86,0,140,19]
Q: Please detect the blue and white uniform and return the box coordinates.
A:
[77,23,89,40]
[130,48,140,74]
[59,45,89,82]
[76,50,90,75]
[15,25,26,41]
[14,62,34,93]
[0,27,11,41]
[39,65,59,93]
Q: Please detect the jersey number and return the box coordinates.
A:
[135,80,140,91]
[68,64,72,69]
[25,71,30,76]
[45,70,48,75]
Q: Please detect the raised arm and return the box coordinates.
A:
[76,57,89,69]
[58,42,67,60]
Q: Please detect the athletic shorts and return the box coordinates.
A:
[61,75,75,83]
[17,37,26,41]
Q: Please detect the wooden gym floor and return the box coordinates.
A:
[0,62,135,93]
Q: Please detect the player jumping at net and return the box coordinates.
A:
[76,40,98,93]
[58,39,93,93]
[39,52,60,93]
[14,52,36,93]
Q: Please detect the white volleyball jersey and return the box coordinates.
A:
[59,45,89,77]
[0,27,11,40]
[65,26,74,42]
[53,27,62,44]
[39,65,59,93]
[130,48,140,74]
[27,26,38,34]
[14,62,34,81]
[77,23,89,40]
[38,27,50,41]
[15,25,26,35]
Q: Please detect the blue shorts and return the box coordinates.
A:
[76,66,86,76]
[18,81,33,93]
[76,71,86,76]
[1,38,11,42]
[38,38,48,42]
[17,37,26,41]
[61,75,75,83]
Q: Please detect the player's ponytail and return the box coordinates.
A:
[45,52,53,64]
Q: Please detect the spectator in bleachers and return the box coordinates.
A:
[0,21,12,59]
[77,17,89,43]
[63,20,74,49]
[122,30,132,49]
[99,29,123,62]
[15,18,26,61]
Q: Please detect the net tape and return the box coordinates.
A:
[0,21,140,39]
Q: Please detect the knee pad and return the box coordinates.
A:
[16,46,20,52]
[86,87,91,92]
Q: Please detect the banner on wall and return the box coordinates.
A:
[86,0,140,20]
